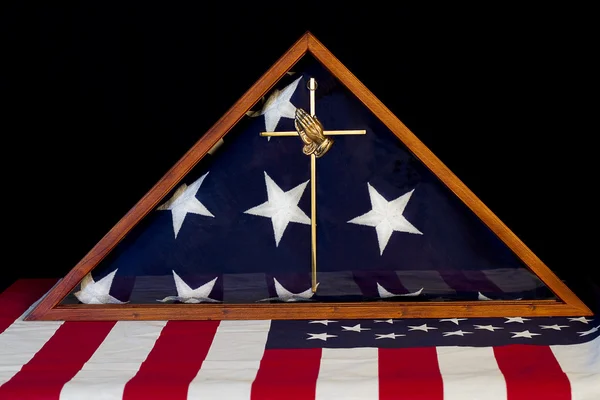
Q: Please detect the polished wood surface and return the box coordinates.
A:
[38,300,587,321]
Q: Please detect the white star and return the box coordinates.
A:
[478,292,493,300]
[74,270,127,304]
[376,283,423,298]
[510,330,541,338]
[309,320,338,326]
[540,324,569,331]
[244,172,310,246]
[258,278,316,302]
[157,172,214,238]
[578,325,599,336]
[504,317,531,324]
[376,333,406,339]
[374,319,394,324]
[261,76,302,133]
[440,318,467,325]
[478,292,522,301]
[342,324,371,332]
[568,317,594,324]
[157,270,220,303]
[307,332,337,341]
[408,324,437,332]
[348,184,422,255]
[474,325,504,332]
[442,330,473,337]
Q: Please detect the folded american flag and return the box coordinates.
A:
[1,279,599,399]
[62,59,559,307]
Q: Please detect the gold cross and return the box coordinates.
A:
[260,78,366,292]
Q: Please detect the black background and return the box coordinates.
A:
[2,3,597,306]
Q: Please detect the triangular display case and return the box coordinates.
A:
[26,32,593,321]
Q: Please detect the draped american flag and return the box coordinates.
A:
[11,56,599,399]
[1,280,599,399]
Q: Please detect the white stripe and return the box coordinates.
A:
[551,335,600,400]
[0,320,64,386]
[436,346,507,400]
[0,284,64,387]
[187,320,271,400]
[315,347,378,400]
[59,321,167,400]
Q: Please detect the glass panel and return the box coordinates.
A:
[61,55,556,306]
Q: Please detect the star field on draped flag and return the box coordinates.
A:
[376,333,406,339]
[347,184,422,255]
[156,172,214,238]
[510,330,541,338]
[342,324,370,332]
[263,316,600,350]
[309,320,337,326]
[443,330,473,337]
[408,324,437,332]
[540,324,570,330]
[569,316,593,324]
[307,332,337,341]
[578,326,599,336]
[504,317,531,323]
[440,318,467,325]
[474,325,504,331]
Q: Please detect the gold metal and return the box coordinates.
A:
[259,78,367,293]
[294,108,333,158]
[310,153,317,292]
[260,130,366,137]
[308,78,318,291]
[308,78,317,116]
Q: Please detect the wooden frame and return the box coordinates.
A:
[26,32,593,321]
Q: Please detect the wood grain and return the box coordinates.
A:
[25,31,593,321]
[36,300,590,321]
[306,32,592,315]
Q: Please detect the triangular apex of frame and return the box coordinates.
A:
[26,31,592,321]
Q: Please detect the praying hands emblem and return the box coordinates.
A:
[294,108,333,158]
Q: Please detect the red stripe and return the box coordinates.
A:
[378,347,443,400]
[122,320,220,400]
[0,321,115,400]
[494,344,571,400]
[251,348,321,400]
[0,279,58,334]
